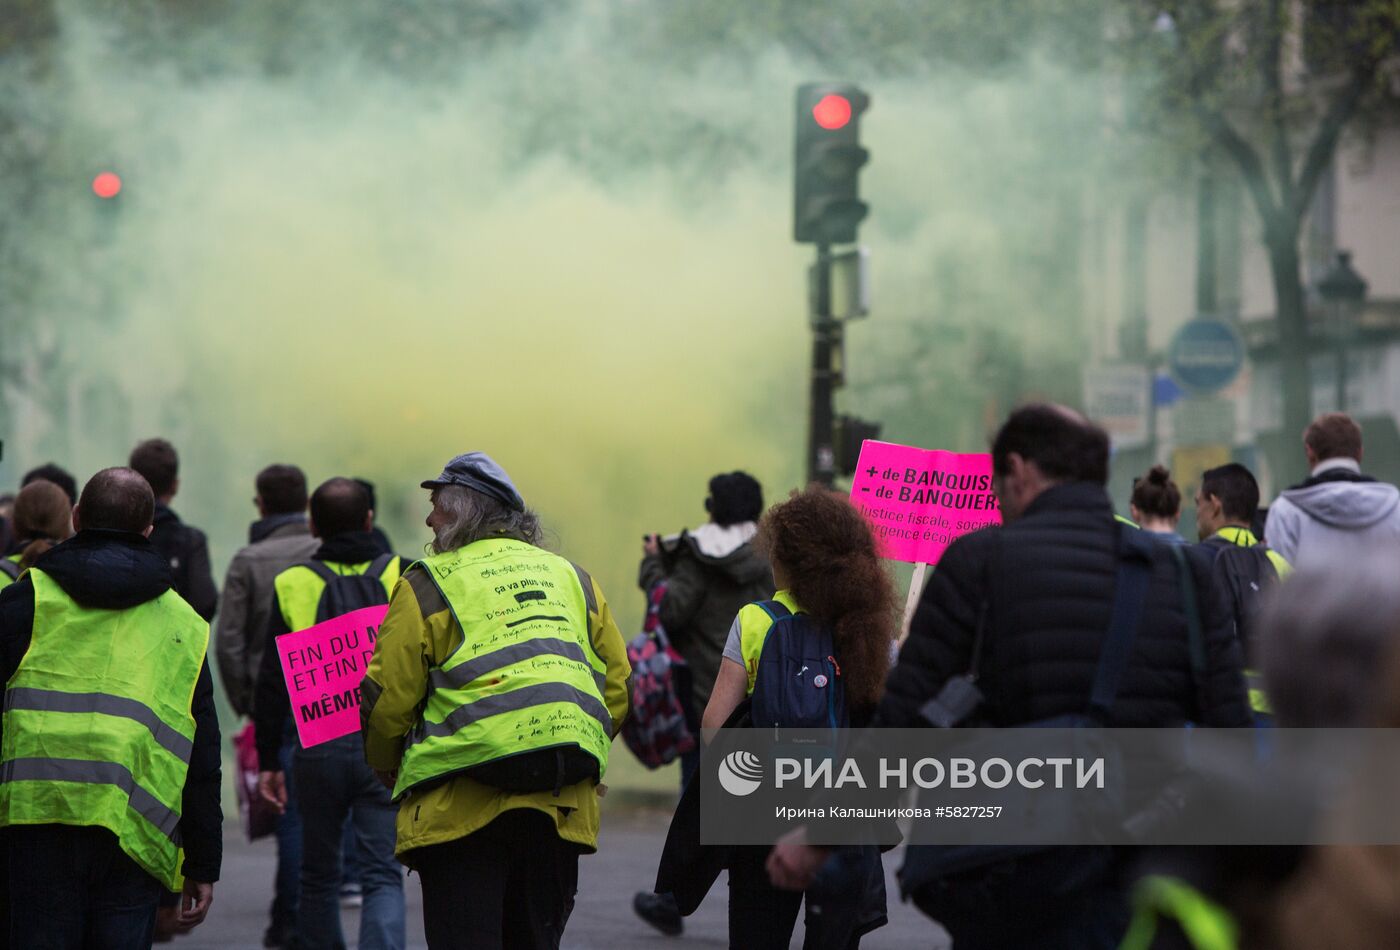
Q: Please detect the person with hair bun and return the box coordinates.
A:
[702,484,897,949]
[0,479,74,588]
[1130,465,1186,544]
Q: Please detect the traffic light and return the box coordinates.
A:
[834,415,881,477]
[92,171,122,199]
[794,83,870,245]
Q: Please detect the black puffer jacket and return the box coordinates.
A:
[880,483,1250,730]
[0,530,223,883]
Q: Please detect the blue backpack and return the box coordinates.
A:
[749,600,849,733]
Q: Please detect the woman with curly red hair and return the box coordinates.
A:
[703,486,897,729]
[702,484,898,949]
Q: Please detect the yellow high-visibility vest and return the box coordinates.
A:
[393,538,611,799]
[0,568,207,890]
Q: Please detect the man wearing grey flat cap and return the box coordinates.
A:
[361,452,630,950]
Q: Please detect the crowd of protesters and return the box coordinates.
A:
[0,408,1397,949]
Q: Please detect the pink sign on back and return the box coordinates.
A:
[276,604,389,748]
[848,441,1002,564]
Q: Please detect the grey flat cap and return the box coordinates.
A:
[420,452,524,512]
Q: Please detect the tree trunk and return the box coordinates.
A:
[1266,225,1313,484]
[1196,151,1217,316]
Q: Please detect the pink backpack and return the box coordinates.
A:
[621,585,697,768]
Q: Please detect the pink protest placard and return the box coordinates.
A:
[277,604,388,748]
[848,441,1002,564]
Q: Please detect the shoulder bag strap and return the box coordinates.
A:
[755,600,791,623]
[570,561,598,617]
[966,531,1000,680]
[295,559,339,584]
[1167,544,1210,720]
[1087,524,1156,721]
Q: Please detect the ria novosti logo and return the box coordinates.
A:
[717,750,765,797]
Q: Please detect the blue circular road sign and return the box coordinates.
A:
[1168,318,1245,393]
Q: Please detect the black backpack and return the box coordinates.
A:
[298,553,396,623]
[1203,540,1279,663]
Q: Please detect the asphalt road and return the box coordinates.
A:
[173,810,948,949]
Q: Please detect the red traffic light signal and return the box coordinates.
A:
[812,95,853,130]
[92,172,122,199]
[794,83,870,245]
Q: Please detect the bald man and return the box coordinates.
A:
[0,467,222,948]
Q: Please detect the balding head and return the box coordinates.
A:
[74,468,155,535]
[992,403,1110,484]
[1261,554,1400,727]
[990,403,1111,522]
[309,477,371,540]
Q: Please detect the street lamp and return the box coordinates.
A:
[1317,250,1368,412]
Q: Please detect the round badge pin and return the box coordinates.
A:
[813,674,829,688]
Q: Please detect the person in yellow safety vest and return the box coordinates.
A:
[1194,463,1291,722]
[252,477,407,950]
[0,467,221,947]
[360,452,630,950]
[0,479,75,591]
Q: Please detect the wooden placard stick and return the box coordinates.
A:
[898,562,929,644]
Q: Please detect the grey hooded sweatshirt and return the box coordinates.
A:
[1265,461,1400,571]
[639,522,775,717]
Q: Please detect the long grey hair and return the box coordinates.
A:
[429,484,543,554]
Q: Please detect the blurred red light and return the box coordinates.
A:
[812,95,852,130]
[92,172,122,199]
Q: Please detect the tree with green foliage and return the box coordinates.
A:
[1127,0,1400,476]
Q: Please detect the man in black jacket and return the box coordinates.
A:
[0,467,222,946]
[129,439,219,621]
[769,404,1250,949]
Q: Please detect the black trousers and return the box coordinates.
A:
[727,847,868,950]
[4,825,163,950]
[728,846,803,949]
[413,809,578,950]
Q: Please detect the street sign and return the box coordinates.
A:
[1154,372,1185,407]
[1168,318,1245,393]
[1083,364,1150,450]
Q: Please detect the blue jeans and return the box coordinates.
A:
[273,733,303,933]
[342,821,361,888]
[292,734,405,950]
[6,824,163,949]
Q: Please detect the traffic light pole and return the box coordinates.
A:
[808,244,837,487]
